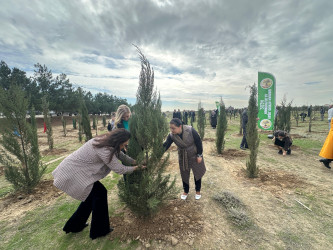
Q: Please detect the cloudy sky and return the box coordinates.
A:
[1,0,332,111]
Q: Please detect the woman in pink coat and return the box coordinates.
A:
[53,129,141,239]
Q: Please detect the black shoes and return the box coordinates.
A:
[287,149,291,155]
[64,223,89,234]
[319,159,331,169]
[278,150,283,154]
[90,227,114,240]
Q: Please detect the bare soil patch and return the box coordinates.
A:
[0,179,62,220]
[110,199,203,246]
[42,148,68,156]
[236,169,307,195]
[219,149,247,159]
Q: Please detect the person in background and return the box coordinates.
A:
[210,110,217,129]
[173,109,177,119]
[320,106,325,121]
[107,112,116,131]
[240,108,248,150]
[52,129,142,239]
[163,118,206,200]
[328,105,333,130]
[272,130,292,156]
[319,119,333,169]
[113,105,131,131]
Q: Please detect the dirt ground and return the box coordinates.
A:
[1,116,333,249]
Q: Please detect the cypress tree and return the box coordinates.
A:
[42,96,54,149]
[246,84,260,178]
[102,115,106,127]
[78,88,92,142]
[92,115,97,130]
[197,101,205,140]
[0,85,46,193]
[72,117,77,129]
[292,106,300,127]
[61,115,67,137]
[118,47,176,217]
[78,114,82,143]
[216,98,228,154]
[275,97,292,133]
[239,109,243,135]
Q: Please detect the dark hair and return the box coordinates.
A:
[170,118,182,127]
[93,129,131,162]
[278,131,286,137]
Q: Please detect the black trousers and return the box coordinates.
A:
[274,138,292,150]
[63,181,110,239]
[183,176,202,193]
[240,127,248,148]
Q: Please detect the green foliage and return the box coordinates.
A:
[61,115,67,137]
[92,115,97,130]
[78,114,83,142]
[72,117,77,129]
[42,96,54,149]
[0,85,46,193]
[197,102,206,139]
[246,84,260,178]
[216,99,228,154]
[275,96,292,133]
[118,47,177,217]
[78,88,92,142]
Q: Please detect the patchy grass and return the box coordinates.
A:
[213,190,252,229]
[0,195,131,250]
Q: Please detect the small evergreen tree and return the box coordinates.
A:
[216,98,228,154]
[239,109,243,135]
[42,96,54,149]
[275,97,292,133]
[72,117,77,129]
[0,85,46,193]
[118,47,176,217]
[92,115,97,130]
[102,115,106,127]
[246,84,260,178]
[78,114,82,142]
[197,101,205,140]
[292,106,299,127]
[78,88,92,141]
[61,115,67,137]
[308,105,313,132]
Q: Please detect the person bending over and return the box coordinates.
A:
[272,130,292,156]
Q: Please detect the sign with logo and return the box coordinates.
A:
[258,72,276,130]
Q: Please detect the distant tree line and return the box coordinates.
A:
[0,61,129,115]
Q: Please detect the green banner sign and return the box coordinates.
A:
[258,72,276,130]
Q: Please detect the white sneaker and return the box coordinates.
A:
[195,194,201,200]
[181,194,188,200]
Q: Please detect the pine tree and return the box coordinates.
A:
[78,88,92,141]
[42,96,54,149]
[197,101,205,140]
[118,47,176,217]
[216,98,228,154]
[246,84,260,178]
[0,85,46,193]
